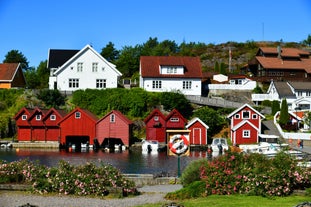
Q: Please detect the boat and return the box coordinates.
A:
[142,140,159,153]
[211,138,229,153]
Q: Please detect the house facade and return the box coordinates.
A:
[0,63,26,89]
[139,56,203,95]
[185,117,209,145]
[48,45,122,92]
[227,104,265,145]
[252,81,311,111]
[144,109,167,143]
[96,110,133,147]
[58,107,98,147]
[244,47,311,83]
[14,108,34,141]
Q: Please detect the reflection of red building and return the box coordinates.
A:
[186,117,209,145]
[58,107,98,146]
[96,110,133,147]
[144,109,187,143]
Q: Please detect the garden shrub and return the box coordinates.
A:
[165,181,206,200]
[180,158,208,187]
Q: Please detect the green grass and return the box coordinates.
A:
[134,195,311,207]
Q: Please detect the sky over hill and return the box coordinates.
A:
[0,0,310,67]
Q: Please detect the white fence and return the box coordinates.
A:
[208,82,256,90]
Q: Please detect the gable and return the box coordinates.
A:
[58,107,98,125]
[231,120,259,132]
[227,104,265,119]
[144,109,166,123]
[140,56,202,78]
[185,117,209,129]
[97,110,132,125]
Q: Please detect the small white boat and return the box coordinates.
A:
[211,138,229,152]
[142,140,159,153]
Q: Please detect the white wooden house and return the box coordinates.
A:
[139,56,203,95]
[48,45,122,92]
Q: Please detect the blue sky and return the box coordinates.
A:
[0,0,310,67]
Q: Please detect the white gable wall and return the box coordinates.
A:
[49,46,121,91]
[141,78,201,95]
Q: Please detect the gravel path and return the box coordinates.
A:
[0,184,182,207]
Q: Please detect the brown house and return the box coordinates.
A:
[0,63,26,88]
[244,47,311,83]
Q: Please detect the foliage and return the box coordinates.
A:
[115,45,142,77]
[165,181,206,200]
[271,100,280,116]
[279,99,289,125]
[159,92,193,119]
[302,34,311,46]
[180,159,209,187]
[252,84,263,94]
[3,49,29,70]
[193,106,226,137]
[100,42,119,63]
[0,159,137,197]
[37,89,66,108]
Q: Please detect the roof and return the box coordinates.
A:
[0,63,21,81]
[227,103,265,119]
[42,108,67,121]
[140,56,202,78]
[97,110,133,125]
[144,108,166,123]
[258,47,310,57]
[231,120,259,132]
[47,49,79,68]
[288,81,311,91]
[58,107,98,124]
[273,82,295,97]
[185,117,209,129]
[165,108,187,123]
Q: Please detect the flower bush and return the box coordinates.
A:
[0,159,137,197]
[200,151,311,197]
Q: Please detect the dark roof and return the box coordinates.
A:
[288,81,311,91]
[140,56,202,78]
[273,82,295,97]
[47,49,79,68]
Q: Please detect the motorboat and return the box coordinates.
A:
[211,138,229,152]
[142,140,159,153]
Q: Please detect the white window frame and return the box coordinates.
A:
[96,79,106,88]
[75,112,81,119]
[243,130,250,138]
[242,111,250,119]
[22,115,27,120]
[183,81,192,89]
[152,80,162,89]
[36,115,41,121]
[170,117,179,122]
[69,78,79,88]
[252,114,258,119]
[154,116,159,121]
[50,115,56,121]
[110,114,115,122]
[92,62,98,72]
[77,62,83,72]
[235,114,240,119]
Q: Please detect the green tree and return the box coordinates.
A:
[100,42,119,63]
[302,34,311,46]
[37,89,65,108]
[3,50,29,70]
[279,99,289,125]
[219,62,226,75]
[153,39,178,56]
[115,45,141,77]
[271,100,280,116]
[24,67,40,89]
[193,106,226,137]
[214,61,219,72]
[141,37,159,56]
[36,60,49,88]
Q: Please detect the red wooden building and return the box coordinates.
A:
[14,108,34,141]
[185,117,209,145]
[165,109,187,130]
[58,107,98,147]
[227,104,265,145]
[96,110,133,147]
[42,108,67,142]
[144,109,167,142]
[27,107,49,141]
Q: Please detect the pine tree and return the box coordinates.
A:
[279,99,289,125]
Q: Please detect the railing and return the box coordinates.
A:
[208,82,256,90]
[185,95,243,108]
[252,94,277,101]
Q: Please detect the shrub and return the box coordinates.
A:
[165,181,206,200]
[180,159,208,187]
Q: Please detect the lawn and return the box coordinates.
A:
[134,195,311,207]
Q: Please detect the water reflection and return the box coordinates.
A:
[0,148,217,176]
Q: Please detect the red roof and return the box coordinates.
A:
[140,56,202,78]
[0,63,20,81]
[97,110,133,124]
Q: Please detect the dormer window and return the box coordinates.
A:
[36,115,41,120]
[50,115,56,121]
[22,115,27,120]
[75,112,81,119]
[160,65,184,75]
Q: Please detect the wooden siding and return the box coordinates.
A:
[188,121,207,145]
[233,124,258,145]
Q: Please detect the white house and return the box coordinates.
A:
[252,81,311,111]
[48,45,122,92]
[139,56,202,95]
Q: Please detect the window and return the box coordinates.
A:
[69,79,79,88]
[252,114,258,119]
[75,112,81,119]
[243,130,250,138]
[170,118,179,122]
[22,115,27,120]
[77,62,83,72]
[152,80,162,89]
[167,67,177,74]
[154,116,159,121]
[110,114,115,122]
[297,91,303,97]
[183,81,192,89]
[36,115,41,120]
[235,114,240,119]
[50,115,56,121]
[307,91,311,97]
[242,111,250,119]
[92,63,98,72]
[96,79,106,88]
